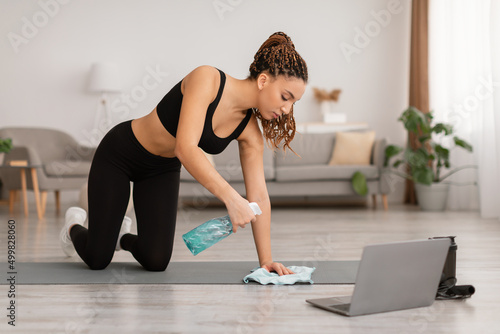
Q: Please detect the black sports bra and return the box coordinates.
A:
[156,69,253,155]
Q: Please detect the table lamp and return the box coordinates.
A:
[88,62,121,134]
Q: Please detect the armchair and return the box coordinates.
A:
[0,127,95,216]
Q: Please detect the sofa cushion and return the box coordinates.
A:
[275,165,379,182]
[44,160,92,177]
[328,131,376,165]
[275,132,337,167]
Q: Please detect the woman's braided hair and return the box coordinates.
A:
[249,32,308,152]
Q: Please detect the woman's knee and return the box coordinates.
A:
[84,253,113,270]
[87,262,110,270]
[141,256,172,272]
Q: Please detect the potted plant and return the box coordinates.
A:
[384,106,475,211]
[0,138,13,165]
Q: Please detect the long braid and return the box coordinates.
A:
[249,32,308,153]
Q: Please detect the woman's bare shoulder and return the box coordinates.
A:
[181,65,220,97]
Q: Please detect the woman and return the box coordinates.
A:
[60,32,308,274]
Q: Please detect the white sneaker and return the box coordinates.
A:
[116,216,132,251]
[60,207,87,257]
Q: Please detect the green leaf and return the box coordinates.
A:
[385,145,403,157]
[351,171,368,196]
[418,134,431,143]
[399,107,430,134]
[405,116,420,133]
[454,137,473,152]
[405,148,430,168]
[0,138,13,153]
[432,123,453,135]
[412,167,434,185]
[384,145,403,167]
[414,107,432,133]
[393,160,404,168]
[426,111,434,122]
[434,145,450,160]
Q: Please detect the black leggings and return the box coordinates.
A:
[70,120,181,271]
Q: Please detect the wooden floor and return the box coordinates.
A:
[0,201,499,333]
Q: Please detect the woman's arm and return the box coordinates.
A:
[175,66,255,231]
[238,117,294,275]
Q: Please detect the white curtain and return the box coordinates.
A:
[429,0,500,219]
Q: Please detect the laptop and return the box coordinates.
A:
[306,238,450,316]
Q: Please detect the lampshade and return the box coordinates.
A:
[88,62,121,93]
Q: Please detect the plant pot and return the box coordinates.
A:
[0,152,4,166]
[415,183,450,211]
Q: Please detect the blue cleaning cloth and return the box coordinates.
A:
[243,266,315,285]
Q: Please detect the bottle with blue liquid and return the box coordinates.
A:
[182,202,262,255]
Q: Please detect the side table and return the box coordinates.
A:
[3,162,44,219]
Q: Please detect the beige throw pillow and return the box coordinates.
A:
[328,131,376,165]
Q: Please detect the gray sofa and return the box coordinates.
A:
[179,132,391,209]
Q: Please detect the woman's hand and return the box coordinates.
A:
[261,262,295,276]
[226,196,257,233]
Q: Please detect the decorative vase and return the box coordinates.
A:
[324,112,347,123]
[415,183,450,211]
[320,101,346,123]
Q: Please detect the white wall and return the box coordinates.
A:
[1,0,411,202]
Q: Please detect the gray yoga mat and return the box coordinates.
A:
[1,261,359,285]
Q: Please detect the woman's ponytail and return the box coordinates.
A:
[249,32,307,82]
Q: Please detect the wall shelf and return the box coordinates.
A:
[296,122,369,134]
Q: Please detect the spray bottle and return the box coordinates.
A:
[182,202,262,255]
